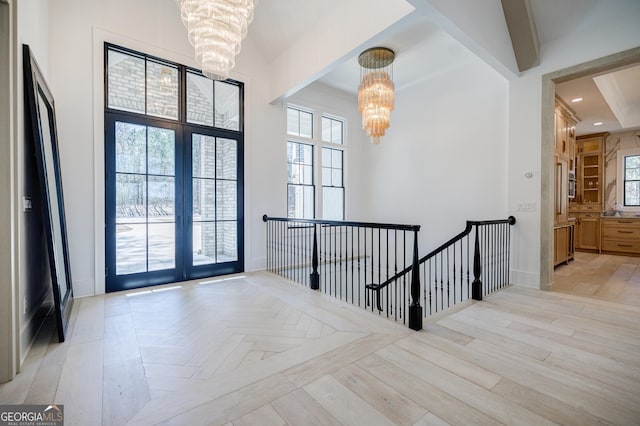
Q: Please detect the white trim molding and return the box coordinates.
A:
[0,0,19,383]
[616,148,640,213]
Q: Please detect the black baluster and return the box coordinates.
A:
[466,234,470,299]
[310,224,319,290]
[350,226,354,304]
[278,221,281,277]
[422,263,427,317]
[357,226,361,306]
[483,226,487,296]
[428,259,433,315]
[408,228,422,331]
[452,242,456,304]
[493,224,497,290]
[385,229,388,317]
[394,231,398,322]
[508,217,514,286]
[472,225,483,301]
[446,247,450,308]
[340,225,343,301]
[434,257,438,314]
[307,223,310,287]
[323,224,327,293]
[293,225,304,284]
[402,231,406,322]
[266,219,270,272]
[500,223,503,288]
[371,227,375,312]
[439,257,443,313]
[364,227,368,307]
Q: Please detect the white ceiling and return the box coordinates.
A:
[556,64,640,136]
[594,64,640,129]
[247,0,640,136]
[250,0,345,62]
[315,14,473,95]
[529,0,600,46]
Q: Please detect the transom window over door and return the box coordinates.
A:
[105,43,244,292]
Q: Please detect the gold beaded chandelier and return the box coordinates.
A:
[176,0,255,80]
[357,47,395,144]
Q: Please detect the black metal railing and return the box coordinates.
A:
[263,215,422,329]
[369,216,516,324]
[263,215,515,331]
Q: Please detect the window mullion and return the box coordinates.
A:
[315,144,321,220]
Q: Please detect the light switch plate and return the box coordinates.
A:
[517,202,536,212]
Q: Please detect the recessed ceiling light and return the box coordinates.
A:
[571,97,583,103]
[593,122,603,126]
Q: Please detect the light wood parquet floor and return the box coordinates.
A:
[1,269,639,425]
[554,251,640,306]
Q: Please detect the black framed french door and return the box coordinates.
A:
[105,114,244,292]
[184,126,244,280]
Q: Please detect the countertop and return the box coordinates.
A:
[601,212,640,218]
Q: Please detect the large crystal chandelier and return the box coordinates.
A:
[357,47,395,144]
[176,0,255,80]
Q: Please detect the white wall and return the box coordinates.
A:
[363,51,509,253]
[240,38,287,273]
[507,0,640,288]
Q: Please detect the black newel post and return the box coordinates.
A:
[310,224,320,290]
[472,226,483,301]
[408,228,422,331]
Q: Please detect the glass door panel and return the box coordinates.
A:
[192,134,216,266]
[190,133,241,272]
[107,119,180,291]
[107,120,243,291]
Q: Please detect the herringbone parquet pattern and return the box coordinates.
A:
[1,267,639,425]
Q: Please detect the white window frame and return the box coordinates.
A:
[320,114,345,221]
[616,147,640,212]
[285,104,347,220]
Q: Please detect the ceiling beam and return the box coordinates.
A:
[407,0,519,79]
[501,0,539,72]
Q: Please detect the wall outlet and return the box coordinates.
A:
[23,196,32,212]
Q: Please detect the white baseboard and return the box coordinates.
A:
[510,269,540,289]
[250,256,267,272]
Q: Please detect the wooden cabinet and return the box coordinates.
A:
[569,133,608,253]
[555,157,569,224]
[601,217,640,255]
[576,213,600,251]
[554,97,578,265]
[554,99,577,168]
[572,134,607,211]
[554,223,575,266]
[554,98,578,228]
